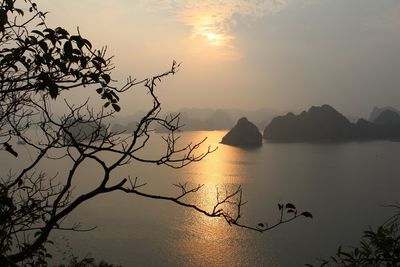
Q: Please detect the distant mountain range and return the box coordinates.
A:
[179,109,234,131]
[112,107,280,132]
[264,105,400,141]
[112,105,400,142]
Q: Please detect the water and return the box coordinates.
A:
[3,131,400,266]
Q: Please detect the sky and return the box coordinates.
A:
[39,0,400,118]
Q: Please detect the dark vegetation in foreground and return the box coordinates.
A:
[307,206,400,267]
[56,257,120,267]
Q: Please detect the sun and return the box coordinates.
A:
[205,32,224,46]
[207,33,218,40]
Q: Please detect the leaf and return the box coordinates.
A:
[15,8,24,16]
[55,27,69,37]
[83,38,92,49]
[48,82,58,99]
[38,40,48,52]
[72,49,81,55]
[93,56,106,65]
[102,74,111,84]
[5,0,13,8]
[301,212,313,218]
[43,28,54,35]
[112,103,121,112]
[63,41,73,56]
[110,90,120,101]
[80,57,87,68]
[31,30,44,37]
[286,203,296,209]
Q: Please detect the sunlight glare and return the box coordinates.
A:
[205,32,224,45]
[206,33,217,40]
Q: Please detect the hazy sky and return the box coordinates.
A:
[39,0,400,117]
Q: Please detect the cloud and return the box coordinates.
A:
[152,0,289,47]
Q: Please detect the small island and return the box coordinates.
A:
[221,117,262,147]
[63,120,108,143]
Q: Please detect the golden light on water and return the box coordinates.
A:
[173,186,249,266]
[169,131,252,265]
[185,131,242,184]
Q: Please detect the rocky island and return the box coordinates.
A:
[369,106,400,122]
[373,109,400,126]
[63,120,108,143]
[221,117,262,147]
[264,104,400,141]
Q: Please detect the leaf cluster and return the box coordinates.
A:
[307,209,400,267]
[1,0,120,110]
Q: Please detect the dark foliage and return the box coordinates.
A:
[307,207,400,267]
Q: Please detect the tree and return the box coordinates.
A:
[307,206,400,267]
[0,1,312,266]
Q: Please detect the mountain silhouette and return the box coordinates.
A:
[221,117,262,147]
[264,104,400,141]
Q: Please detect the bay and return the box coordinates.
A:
[2,131,399,266]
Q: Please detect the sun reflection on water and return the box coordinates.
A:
[168,131,259,266]
[173,184,252,266]
[184,131,243,184]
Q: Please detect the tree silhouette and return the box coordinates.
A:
[0,1,311,266]
[307,206,400,267]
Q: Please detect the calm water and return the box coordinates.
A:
[3,131,400,266]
